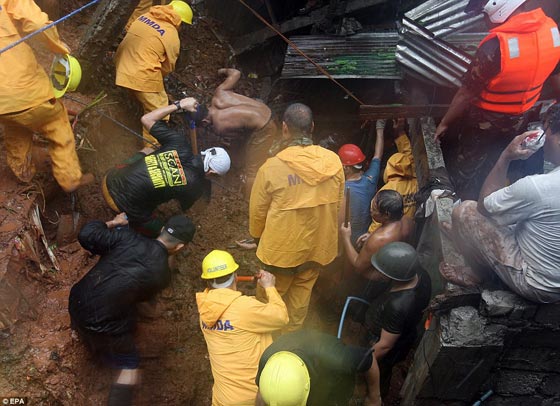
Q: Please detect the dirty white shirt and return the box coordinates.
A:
[484,167,560,292]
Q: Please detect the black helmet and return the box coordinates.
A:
[370,242,419,281]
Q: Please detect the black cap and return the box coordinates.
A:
[164,215,195,243]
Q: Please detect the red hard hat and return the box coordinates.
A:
[338,144,366,166]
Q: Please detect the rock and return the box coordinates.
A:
[481,290,537,319]
[441,306,507,347]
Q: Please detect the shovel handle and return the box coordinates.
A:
[237,275,256,282]
[344,186,351,227]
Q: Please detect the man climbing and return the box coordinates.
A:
[102,97,230,237]
[0,0,93,193]
[196,250,288,406]
[69,213,196,406]
[368,118,417,234]
[435,0,560,199]
[440,104,560,304]
[115,0,193,147]
[338,119,384,247]
[249,103,344,333]
[255,330,381,406]
[363,242,431,397]
[341,190,414,282]
[199,68,279,196]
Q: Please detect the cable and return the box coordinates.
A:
[0,0,101,55]
[235,0,365,106]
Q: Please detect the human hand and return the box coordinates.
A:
[340,222,352,239]
[375,119,386,131]
[356,232,371,248]
[501,132,538,162]
[434,123,448,144]
[180,97,199,112]
[113,212,129,226]
[393,117,406,134]
[257,270,275,288]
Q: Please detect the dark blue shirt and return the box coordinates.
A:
[346,158,381,245]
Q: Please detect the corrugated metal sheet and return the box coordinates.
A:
[396,18,486,87]
[281,32,402,79]
[281,31,484,81]
[405,0,486,37]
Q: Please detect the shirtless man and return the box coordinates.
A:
[200,68,278,196]
[340,190,414,281]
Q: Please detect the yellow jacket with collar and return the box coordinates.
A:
[196,287,288,406]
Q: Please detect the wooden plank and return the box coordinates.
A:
[359,104,450,119]
[232,0,388,55]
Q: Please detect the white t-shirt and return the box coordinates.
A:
[484,167,560,292]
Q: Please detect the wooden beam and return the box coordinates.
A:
[232,0,388,55]
[359,104,450,120]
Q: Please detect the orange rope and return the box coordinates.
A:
[236,0,366,106]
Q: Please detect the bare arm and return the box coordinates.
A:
[373,126,384,160]
[373,329,400,360]
[340,223,388,279]
[477,132,536,215]
[217,68,241,91]
[141,97,198,132]
[435,86,477,143]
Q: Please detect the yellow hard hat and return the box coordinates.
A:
[50,54,82,99]
[201,250,239,279]
[259,351,310,406]
[169,0,193,24]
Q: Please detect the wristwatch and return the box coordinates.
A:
[173,100,182,112]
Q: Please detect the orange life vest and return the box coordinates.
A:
[475,8,560,114]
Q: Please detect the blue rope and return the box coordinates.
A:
[0,0,101,55]
[337,296,370,339]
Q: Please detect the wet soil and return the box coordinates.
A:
[0,2,410,405]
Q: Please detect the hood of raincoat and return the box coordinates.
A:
[196,288,242,328]
[383,152,416,183]
[149,5,182,28]
[276,145,341,186]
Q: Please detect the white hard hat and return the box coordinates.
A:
[201,147,231,176]
[466,0,528,24]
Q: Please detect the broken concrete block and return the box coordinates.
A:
[441,306,507,347]
[541,375,560,396]
[481,290,537,320]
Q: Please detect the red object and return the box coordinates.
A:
[475,9,560,114]
[338,144,366,166]
[237,275,256,282]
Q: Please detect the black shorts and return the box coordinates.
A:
[73,323,139,370]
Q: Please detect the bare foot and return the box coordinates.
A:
[439,262,482,287]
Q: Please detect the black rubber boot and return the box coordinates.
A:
[107,383,134,406]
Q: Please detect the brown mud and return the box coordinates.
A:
[0,2,407,405]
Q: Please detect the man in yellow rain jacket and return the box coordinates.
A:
[196,250,288,406]
[115,0,192,147]
[0,0,92,192]
[368,119,418,233]
[250,103,345,333]
[125,0,170,31]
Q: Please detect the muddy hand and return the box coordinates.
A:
[340,222,352,240]
[434,123,448,144]
[257,270,275,288]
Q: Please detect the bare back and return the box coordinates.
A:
[355,216,414,279]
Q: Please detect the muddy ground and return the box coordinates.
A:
[0,2,406,405]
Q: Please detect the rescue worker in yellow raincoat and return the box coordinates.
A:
[115,0,193,147]
[250,103,345,333]
[367,119,418,234]
[0,0,92,192]
[196,250,288,406]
